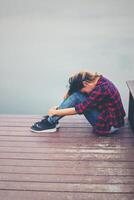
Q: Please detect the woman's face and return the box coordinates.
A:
[80,76,100,94]
[80,81,96,94]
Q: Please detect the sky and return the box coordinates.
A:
[0,0,134,114]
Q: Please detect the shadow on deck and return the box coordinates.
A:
[0,115,134,200]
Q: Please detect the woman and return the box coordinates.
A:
[31,71,126,135]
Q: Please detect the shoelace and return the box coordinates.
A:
[41,115,58,125]
[33,116,49,126]
[40,117,49,124]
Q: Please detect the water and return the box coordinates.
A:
[0,0,134,115]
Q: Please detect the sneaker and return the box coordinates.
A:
[33,115,60,129]
[109,126,119,134]
[31,121,57,133]
[31,116,59,133]
[56,123,60,129]
[32,115,48,127]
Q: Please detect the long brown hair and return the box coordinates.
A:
[68,71,100,95]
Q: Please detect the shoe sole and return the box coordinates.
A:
[31,124,60,133]
[109,127,119,134]
[56,124,60,129]
[31,127,57,133]
[33,123,60,128]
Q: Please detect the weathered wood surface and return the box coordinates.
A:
[127,80,134,132]
[0,115,134,200]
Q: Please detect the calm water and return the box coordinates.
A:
[0,0,134,115]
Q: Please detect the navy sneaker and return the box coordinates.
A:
[31,116,59,133]
[32,115,49,127]
[32,115,60,129]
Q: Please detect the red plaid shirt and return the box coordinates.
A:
[75,76,126,135]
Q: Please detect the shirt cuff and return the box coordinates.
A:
[75,104,83,114]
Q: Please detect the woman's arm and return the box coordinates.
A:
[48,107,77,116]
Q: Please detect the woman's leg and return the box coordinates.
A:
[31,91,100,133]
[48,91,87,124]
[48,92,100,126]
[83,109,100,126]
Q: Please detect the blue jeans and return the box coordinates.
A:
[48,91,100,126]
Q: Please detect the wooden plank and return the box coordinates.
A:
[0,119,90,125]
[0,146,134,154]
[0,115,86,119]
[0,135,134,143]
[0,131,132,138]
[0,131,127,138]
[0,159,134,168]
[0,152,134,161]
[0,115,87,123]
[0,126,132,139]
[0,127,133,138]
[0,141,133,149]
[0,191,133,200]
[0,166,134,176]
[0,140,134,148]
[0,124,91,129]
[0,173,134,184]
[0,181,134,193]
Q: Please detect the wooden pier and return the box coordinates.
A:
[0,115,134,200]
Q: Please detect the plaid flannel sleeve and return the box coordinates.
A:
[75,85,105,114]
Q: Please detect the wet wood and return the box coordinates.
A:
[0,181,134,193]
[0,173,134,184]
[0,191,134,200]
[0,115,134,200]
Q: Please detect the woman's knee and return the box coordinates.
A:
[70,91,87,102]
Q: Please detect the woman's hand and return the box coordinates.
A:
[48,107,77,117]
[48,106,58,116]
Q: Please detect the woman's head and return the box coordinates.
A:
[68,71,100,94]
